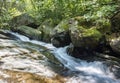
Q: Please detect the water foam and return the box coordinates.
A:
[7,31,120,83]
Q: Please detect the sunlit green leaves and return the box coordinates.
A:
[0,0,119,28]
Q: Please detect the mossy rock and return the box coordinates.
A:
[53,18,75,34]
[52,17,110,48]
[69,26,103,49]
[51,19,74,47]
[96,18,111,34]
[74,16,112,34]
[53,17,90,35]
[38,19,54,42]
[9,13,35,28]
[13,25,42,40]
[74,16,93,28]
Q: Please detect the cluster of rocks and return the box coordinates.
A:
[9,12,120,58]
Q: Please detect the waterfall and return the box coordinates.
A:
[7,31,120,83]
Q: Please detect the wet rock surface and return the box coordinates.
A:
[0,30,66,83]
[0,69,65,83]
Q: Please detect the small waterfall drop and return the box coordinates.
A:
[8,31,120,83]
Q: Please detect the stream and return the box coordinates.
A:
[0,30,120,83]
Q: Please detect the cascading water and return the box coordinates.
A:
[7,31,120,83]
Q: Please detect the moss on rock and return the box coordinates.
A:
[70,26,103,49]
[13,25,42,40]
[53,18,76,34]
[38,19,54,42]
[96,18,111,34]
[9,13,35,28]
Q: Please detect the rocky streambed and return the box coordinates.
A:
[0,30,66,83]
[0,30,120,83]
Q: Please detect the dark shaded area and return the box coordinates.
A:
[95,44,120,58]
[111,10,120,33]
[68,46,94,60]
[0,30,19,40]
[27,23,39,29]
[51,31,71,47]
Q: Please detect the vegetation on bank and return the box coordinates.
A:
[0,0,119,28]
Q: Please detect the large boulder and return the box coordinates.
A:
[51,19,73,47]
[38,19,54,42]
[52,17,106,48]
[69,26,103,50]
[68,17,111,53]
[13,26,42,40]
[51,17,92,47]
[110,37,120,54]
[66,17,108,58]
[9,13,38,28]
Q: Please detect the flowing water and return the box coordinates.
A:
[0,30,120,83]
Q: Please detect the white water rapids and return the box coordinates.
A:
[6,31,120,83]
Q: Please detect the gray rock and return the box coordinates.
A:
[110,37,120,54]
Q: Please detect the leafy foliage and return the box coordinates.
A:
[0,0,119,28]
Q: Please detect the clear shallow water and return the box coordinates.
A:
[3,31,120,83]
